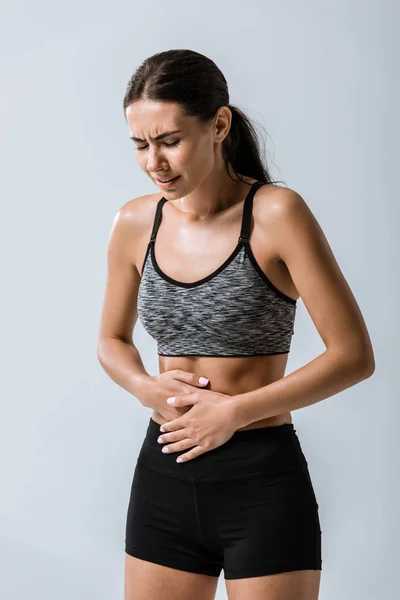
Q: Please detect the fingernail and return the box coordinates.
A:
[199,377,209,385]
[167,397,175,404]
[160,426,165,432]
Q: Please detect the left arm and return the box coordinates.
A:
[231,188,375,430]
[158,188,375,462]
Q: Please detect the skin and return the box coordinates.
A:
[109,98,374,599]
[125,98,301,432]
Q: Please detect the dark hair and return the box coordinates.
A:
[123,49,285,186]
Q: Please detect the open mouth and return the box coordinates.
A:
[156,175,181,187]
[157,176,178,182]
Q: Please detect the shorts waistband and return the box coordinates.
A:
[148,415,295,439]
[136,417,305,481]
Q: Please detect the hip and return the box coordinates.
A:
[137,416,317,497]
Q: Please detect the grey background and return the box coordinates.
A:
[1,1,398,598]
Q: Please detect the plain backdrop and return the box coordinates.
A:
[0,1,398,599]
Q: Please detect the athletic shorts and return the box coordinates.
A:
[125,417,322,579]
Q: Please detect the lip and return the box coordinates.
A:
[155,175,180,189]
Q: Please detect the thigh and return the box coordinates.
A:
[220,464,322,598]
[124,460,223,590]
[124,554,219,600]
[194,462,322,580]
[225,569,321,600]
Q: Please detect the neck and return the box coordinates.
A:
[177,174,255,221]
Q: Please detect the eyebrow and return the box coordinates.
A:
[130,130,181,143]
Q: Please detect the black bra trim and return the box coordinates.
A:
[140,240,297,304]
[158,351,290,357]
[140,180,298,303]
[242,242,297,305]
[150,196,168,242]
[239,180,265,240]
[139,241,152,278]
[150,239,245,288]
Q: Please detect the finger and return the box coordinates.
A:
[166,393,197,407]
[158,430,186,444]
[172,370,209,388]
[160,416,186,432]
[175,446,208,463]
[161,438,195,454]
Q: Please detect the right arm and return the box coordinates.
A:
[96,197,210,413]
[97,198,152,406]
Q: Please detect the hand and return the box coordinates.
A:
[140,369,211,422]
[157,389,238,462]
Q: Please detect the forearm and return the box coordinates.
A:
[97,337,153,405]
[231,349,374,430]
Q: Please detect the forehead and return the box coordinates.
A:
[126,99,190,139]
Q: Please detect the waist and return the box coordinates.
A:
[136,416,307,481]
[157,353,292,430]
[158,352,289,394]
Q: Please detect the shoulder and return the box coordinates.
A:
[117,191,161,226]
[106,192,161,263]
[110,191,162,240]
[254,184,309,219]
[254,184,316,232]
[253,184,323,260]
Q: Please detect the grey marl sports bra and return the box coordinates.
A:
[137,181,297,357]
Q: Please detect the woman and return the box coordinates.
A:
[97,49,375,600]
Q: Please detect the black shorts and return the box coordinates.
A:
[125,417,322,580]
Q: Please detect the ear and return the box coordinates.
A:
[214,105,232,143]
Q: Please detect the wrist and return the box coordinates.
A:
[130,373,155,407]
[229,393,251,431]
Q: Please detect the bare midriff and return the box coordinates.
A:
[151,353,293,431]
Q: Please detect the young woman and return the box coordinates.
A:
[97,49,375,600]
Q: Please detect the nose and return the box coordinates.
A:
[146,146,166,172]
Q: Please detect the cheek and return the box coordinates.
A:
[137,154,148,170]
[184,140,213,171]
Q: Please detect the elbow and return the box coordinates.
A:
[97,346,106,370]
[97,339,105,362]
[352,349,376,380]
[357,359,375,380]
[96,337,112,366]
[330,343,376,381]
[362,356,375,379]
[357,339,376,379]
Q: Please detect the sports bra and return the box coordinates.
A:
[137,181,297,357]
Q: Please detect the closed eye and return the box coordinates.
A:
[135,140,180,151]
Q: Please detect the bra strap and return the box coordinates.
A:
[238,181,264,242]
[150,197,168,242]
[151,183,264,244]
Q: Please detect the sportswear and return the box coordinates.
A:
[137,181,297,357]
[124,417,322,578]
